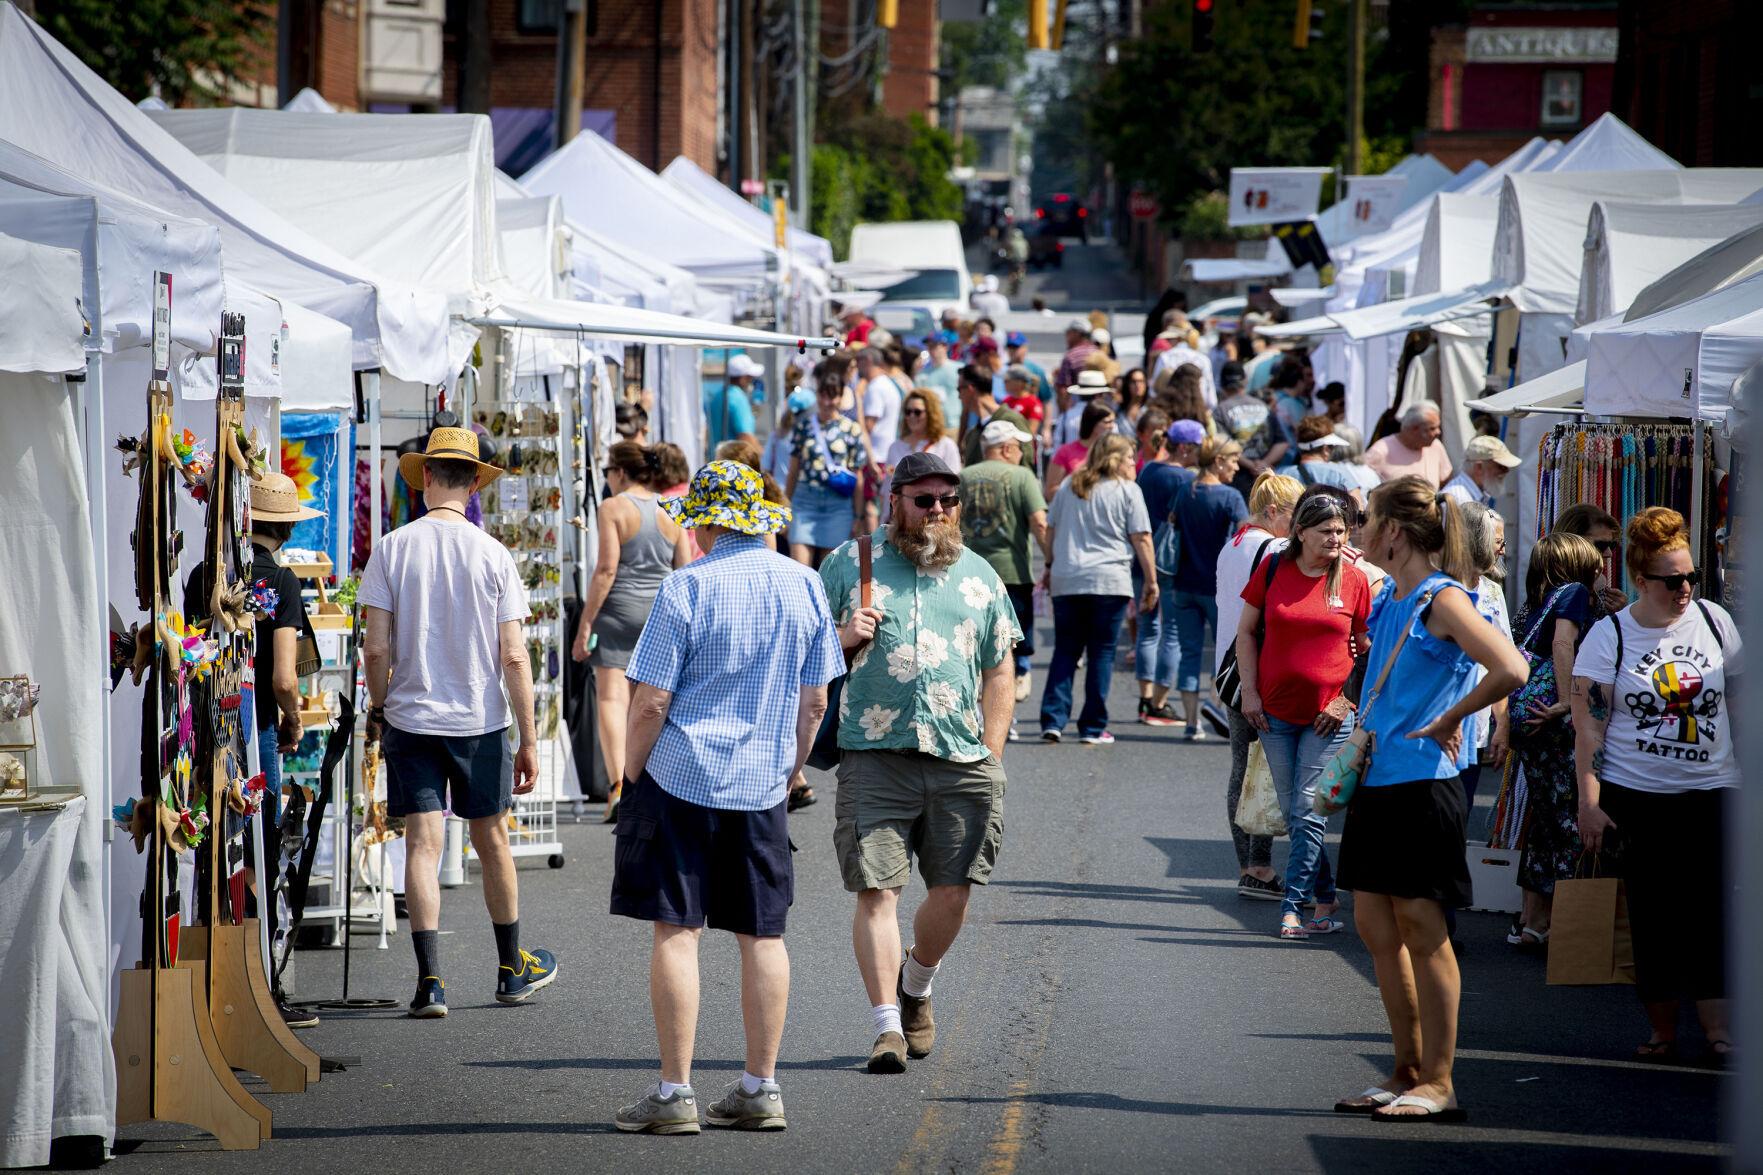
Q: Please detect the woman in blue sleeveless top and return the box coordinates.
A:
[1332,476,1526,1122]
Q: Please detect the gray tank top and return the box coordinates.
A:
[612,493,674,595]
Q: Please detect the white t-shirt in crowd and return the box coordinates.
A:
[1573,600,1743,793]
[1151,343,1219,408]
[1213,525,1288,674]
[359,514,531,737]
[863,374,904,456]
[1466,577,1513,753]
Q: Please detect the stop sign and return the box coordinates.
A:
[1129,190,1160,220]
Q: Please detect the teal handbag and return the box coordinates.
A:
[1314,587,1437,816]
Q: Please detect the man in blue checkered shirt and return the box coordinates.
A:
[610,461,844,1136]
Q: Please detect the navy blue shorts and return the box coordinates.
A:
[610,771,794,937]
[383,724,512,820]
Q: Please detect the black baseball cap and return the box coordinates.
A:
[891,451,960,490]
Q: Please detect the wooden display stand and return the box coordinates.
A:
[113,967,270,1149]
[179,923,320,1093]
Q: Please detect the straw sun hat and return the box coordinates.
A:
[250,472,322,522]
[397,426,504,493]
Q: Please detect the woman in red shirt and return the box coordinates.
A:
[1235,491,1372,939]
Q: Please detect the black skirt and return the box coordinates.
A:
[1336,776,1473,908]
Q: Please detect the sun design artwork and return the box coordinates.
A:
[282,439,320,506]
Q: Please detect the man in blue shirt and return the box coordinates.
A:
[611,461,844,1135]
[706,353,763,449]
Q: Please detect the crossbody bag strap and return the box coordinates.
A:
[1521,583,1572,653]
[1695,599,1723,654]
[1365,586,1439,717]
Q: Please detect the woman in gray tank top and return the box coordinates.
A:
[571,441,691,820]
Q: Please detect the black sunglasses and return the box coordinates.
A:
[903,407,927,416]
[1638,570,1698,591]
[1592,538,1619,553]
[903,493,961,510]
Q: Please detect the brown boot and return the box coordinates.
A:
[898,955,936,1059]
[867,1031,907,1074]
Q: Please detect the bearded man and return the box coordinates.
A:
[819,452,1022,1075]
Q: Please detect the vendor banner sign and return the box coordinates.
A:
[1343,175,1407,235]
[1228,167,1331,227]
[280,411,349,569]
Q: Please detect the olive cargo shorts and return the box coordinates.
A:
[834,749,1006,891]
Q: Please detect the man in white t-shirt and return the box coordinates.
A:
[360,427,557,1019]
[857,346,904,458]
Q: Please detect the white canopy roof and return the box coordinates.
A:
[1583,272,1763,421]
[524,130,782,285]
[1465,359,1585,417]
[0,2,452,382]
[661,157,834,270]
[283,87,336,114]
[1326,281,1508,341]
[476,292,834,351]
[1257,313,1341,340]
[0,230,83,374]
[499,195,570,301]
[0,142,222,357]
[1186,241,1291,284]
[1313,154,1456,250]
[1492,169,1763,315]
[1624,220,1763,321]
[1535,112,1678,173]
[1576,201,1763,325]
[151,108,505,297]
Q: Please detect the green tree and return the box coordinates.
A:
[34,0,271,106]
[1085,0,1462,229]
[940,0,1027,95]
[781,112,965,258]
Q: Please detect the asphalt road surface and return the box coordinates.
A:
[114,642,1730,1173]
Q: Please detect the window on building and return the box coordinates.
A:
[517,0,562,34]
[1541,70,1583,127]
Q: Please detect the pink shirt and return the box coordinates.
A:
[1363,435,1452,488]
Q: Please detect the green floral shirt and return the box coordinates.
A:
[820,538,1022,762]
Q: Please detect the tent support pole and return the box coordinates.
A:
[81,353,113,1001]
[1738,404,1763,1172]
[1690,418,1705,584]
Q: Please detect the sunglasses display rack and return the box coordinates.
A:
[472,398,568,868]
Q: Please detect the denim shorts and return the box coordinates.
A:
[382,724,513,820]
[610,771,794,936]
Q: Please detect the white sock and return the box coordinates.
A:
[902,949,940,998]
[872,1003,902,1039]
[658,1079,689,1099]
[741,1071,775,1095]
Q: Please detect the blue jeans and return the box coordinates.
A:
[1039,594,1131,737]
[1170,590,1218,695]
[1131,570,1182,689]
[1258,710,1353,919]
[1005,582,1036,676]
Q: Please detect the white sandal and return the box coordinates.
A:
[1372,1093,1467,1122]
[1333,1087,1398,1114]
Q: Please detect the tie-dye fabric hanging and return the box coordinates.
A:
[280,411,350,569]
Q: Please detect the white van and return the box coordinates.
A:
[848,220,972,328]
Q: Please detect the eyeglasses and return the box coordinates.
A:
[1592,539,1619,553]
[903,408,926,417]
[904,493,961,510]
[1638,570,1698,591]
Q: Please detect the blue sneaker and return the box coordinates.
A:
[496,947,558,1004]
[408,976,447,1018]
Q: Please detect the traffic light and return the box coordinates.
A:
[1192,0,1215,53]
[1293,0,1324,48]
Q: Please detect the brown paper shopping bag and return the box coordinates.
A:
[1547,861,1636,986]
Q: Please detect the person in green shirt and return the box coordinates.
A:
[819,451,1020,1076]
[959,420,1050,703]
[957,364,1033,470]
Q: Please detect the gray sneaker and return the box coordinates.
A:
[704,1081,787,1131]
[614,1085,701,1135]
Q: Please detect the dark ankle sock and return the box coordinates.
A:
[412,929,441,981]
[493,920,521,970]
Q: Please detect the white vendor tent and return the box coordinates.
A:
[0,2,453,383]
[661,156,834,270]
[1583,272,1763,422]
[524,129,783,289]
[1534,111,1678,173]
[1576,202,1763,325]
[0,237,112,1166]
[1492,169,1763,318]
[1625,220,1763,321]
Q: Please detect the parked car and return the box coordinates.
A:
[1034,192,1087,240]
[1028,224,1065,269]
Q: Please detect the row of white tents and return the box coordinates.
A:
[0,3,841,1162]
[1193,113,1763,574]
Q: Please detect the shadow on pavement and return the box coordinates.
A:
[1306,1134,1723,1174]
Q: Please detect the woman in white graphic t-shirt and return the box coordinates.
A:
[1569,507,1741,1065]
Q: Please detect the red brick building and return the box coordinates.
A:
[1612,0,1763,166]
[1415,3,1618,171]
